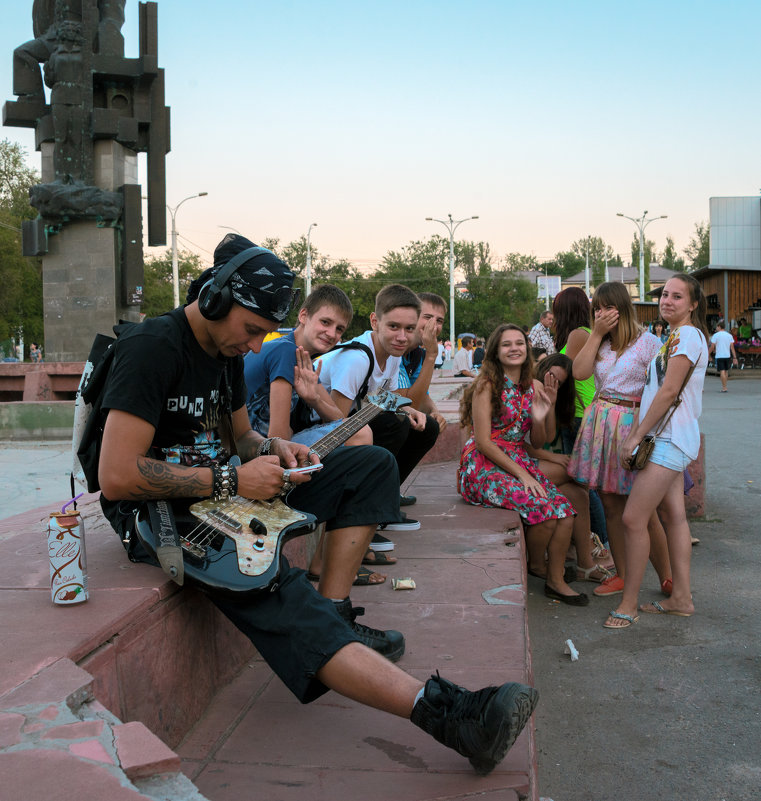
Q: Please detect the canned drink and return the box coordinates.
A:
[48,511,88,604]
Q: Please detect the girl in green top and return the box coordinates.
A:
[552,287,609,560]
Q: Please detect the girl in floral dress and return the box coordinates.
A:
[568,282,672,599]
[459,324,587,606]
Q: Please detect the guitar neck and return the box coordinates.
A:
[311,403,385,460]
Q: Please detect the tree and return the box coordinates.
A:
[502,252,538,272]
[661,235,686,272]
[684,222,710,270]
[553,251,585,281]
[141,249,205,318]
[0,140,42,352]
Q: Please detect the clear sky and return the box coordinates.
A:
[2,0,759,268]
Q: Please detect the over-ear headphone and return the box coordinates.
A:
[198,246,270,320]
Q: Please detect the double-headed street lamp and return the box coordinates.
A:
[425,214,479,351]
[616,210,667,301]
[167,192,208,308]
[305,222,318,297]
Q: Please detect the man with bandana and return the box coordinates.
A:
[97,234,538,775]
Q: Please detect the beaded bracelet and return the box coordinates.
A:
[255,436,281,458]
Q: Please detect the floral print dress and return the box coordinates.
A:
[458,376,575,525]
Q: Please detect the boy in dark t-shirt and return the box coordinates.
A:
[97,233,537,774]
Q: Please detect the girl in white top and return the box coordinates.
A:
[606,275,709,628]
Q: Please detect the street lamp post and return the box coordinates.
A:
[425,213,479,351]
[585,236,590,296]
[167,192,208,308]
[616,210,667,301]
[305,222,317,298]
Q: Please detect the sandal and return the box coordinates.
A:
[353,566,386,586]
[362,549,398,567]
[590,532,610,561]
[306,566,386,586]
[603,610,639,629]
[577,564,615,583]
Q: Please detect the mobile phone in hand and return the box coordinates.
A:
[291,464,323,474]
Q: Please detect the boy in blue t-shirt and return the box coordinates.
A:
[244,285,370,447]
[244,286,387,585]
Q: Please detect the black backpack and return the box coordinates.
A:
[70,322,137,496]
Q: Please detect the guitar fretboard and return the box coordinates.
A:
[311,402,383,460]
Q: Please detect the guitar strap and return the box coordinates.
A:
[145,499,185,586]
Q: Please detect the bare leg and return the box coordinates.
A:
[525,519,553,575]
[649,476,695,615]
[318,523,376,600]
[536,459,608,582]
[647,511,672,585]
[599,492,628,580]
[317,642,422,717]
[533,517,580,597]
[607,465,682,626]
[307,525,328,576]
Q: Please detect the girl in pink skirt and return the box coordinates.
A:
[568,283,672,598]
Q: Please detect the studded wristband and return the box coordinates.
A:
[211,463,237,501]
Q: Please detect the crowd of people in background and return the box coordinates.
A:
[250,269,712,632]
[457,276,710,628]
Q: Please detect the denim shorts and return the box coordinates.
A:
[650,437,691,471]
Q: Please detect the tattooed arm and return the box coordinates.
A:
[99,408,313,502]
[98,409,215,500]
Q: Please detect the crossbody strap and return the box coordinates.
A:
[651,361,696,437]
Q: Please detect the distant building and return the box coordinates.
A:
[692,197,761,334]
[561,264,679,300]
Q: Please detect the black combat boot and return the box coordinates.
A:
[333,598,405,663]
[410,672,539,775]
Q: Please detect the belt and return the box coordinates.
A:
[599,395,640,408]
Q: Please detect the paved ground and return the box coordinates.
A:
[3,370,760,801]
[0,440,74,525]
[527,372,761,801]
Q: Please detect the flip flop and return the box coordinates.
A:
[640,600,693,617]
[306,566,386,586]
[353,566,386,586]
[362,550,398,567]
[603,610,639,629]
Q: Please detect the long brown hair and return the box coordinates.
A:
[591,282,642,353]
[460,324,533,426]
[553,287,591,352]
[664,274,709,339]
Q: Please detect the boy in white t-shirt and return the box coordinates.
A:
[708,321,738,392]
[317,284,440,527]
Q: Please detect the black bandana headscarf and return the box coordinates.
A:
[187,234,296,323]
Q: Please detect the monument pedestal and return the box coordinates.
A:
[42,222,140,362]
[41,140,141,362]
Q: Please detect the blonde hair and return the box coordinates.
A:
[591,282,642,353]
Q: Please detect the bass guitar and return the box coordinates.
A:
[133,389,411,597]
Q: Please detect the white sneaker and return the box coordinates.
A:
[378,516,421,532]
[369,533,395,552]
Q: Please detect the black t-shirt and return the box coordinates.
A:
[100,307,246,531]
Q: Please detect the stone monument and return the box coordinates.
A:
[3,0,170,361]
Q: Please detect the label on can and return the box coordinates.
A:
[48,511,88,604]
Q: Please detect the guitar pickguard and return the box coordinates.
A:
[188,496,310,577]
